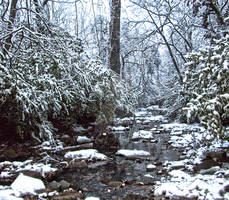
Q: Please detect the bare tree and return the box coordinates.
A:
[2,0,19,56]
[109,0,121,75]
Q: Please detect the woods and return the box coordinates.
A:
[1,1,229,199]
[0,0,229,143]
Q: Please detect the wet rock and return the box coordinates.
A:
[194,159,221,172]
[60,135,72,145]
[59,180,71,190]
[67,160,88,168]
[123,193,149,200]
[51,190,83,200]
[200,166,220,175]
[205,150,229,162]
[85,197,100,200]
[142,174,155,185]
[146,164,157,172]
[94,132,119,152]
[18,170,42,179]
[76,136,92,144]
[64,149,108,161]
[116,149,150,159]
[11,173,46,195]
[49,180,60,190]
[132,130,153,141]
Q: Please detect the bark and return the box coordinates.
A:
[109,0,121,75]
[3,0,19,55]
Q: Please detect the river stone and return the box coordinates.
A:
[64,149,108,161]
[11,173,45,195]
[132,130,153,140]
[85,197,100,200]
[200,166,220,175]
[146,164,157,172]
[76,136,92,144]
[49,181,60,190]
[116,149,150,158]
[59,180,71,190]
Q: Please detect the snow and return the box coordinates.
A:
[16,163,57,178]
[135,110,148,117]
[76,136,92,144]
[146,164,157,171]
[0,189,23,200]
[144,115,165,122]
[85,197,100,200]
[64,149,108,161]
[11,173,45,196]
[154,169,229,199]
[116,149,150,158]
[132,130,153,140]
[111,126,127,131]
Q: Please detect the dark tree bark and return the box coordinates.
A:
[109,0,121,75]
[3,0,19,55]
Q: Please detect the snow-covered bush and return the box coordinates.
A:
[183,35,229,140]
[0,27,136,142]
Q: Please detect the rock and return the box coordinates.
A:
[224,184,229,192]
[49,181,60,191]
[59,180,71,190]
[146,164,157,172]
[205,150,228,162]
[85,197,100,200]
[11,173,46,195]
[76,136,92,144]
[142,174,155,185]
[194,159,221,172]
[200,166,220,175]
[132,130,153,141]
[60,135,72,145]
[51,190,84,200]
[116,149,150,158]
[94,132,119,151]
[68,160,88,168]
[64,149,108,161]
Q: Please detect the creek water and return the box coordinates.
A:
[56,106,185,199]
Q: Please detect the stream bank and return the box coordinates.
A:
[0,105,229,199]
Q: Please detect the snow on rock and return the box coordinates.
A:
[144,115,165,122]
[170,134,193,148]
[16,163,57,178]
[154,169,229,199]
[76,136,92,144]
[11,173,45,196]
[85,197,100,200]
[132,130,153,140]
[0,189,23,200]
[110,126,128,131]
[116,149,150,158]
[134,110,148,117]
[146,164,157,172]
[64,149,108,161]
[160,123,205,133]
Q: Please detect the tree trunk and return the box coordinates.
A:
[109,0,121,75]
[3,0,19,55]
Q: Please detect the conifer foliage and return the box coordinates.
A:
[183,35,229,140]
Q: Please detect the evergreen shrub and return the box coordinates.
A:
[0,28,136,142]
[183,35,229,140]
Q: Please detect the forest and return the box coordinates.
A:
[0,0,229,199]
